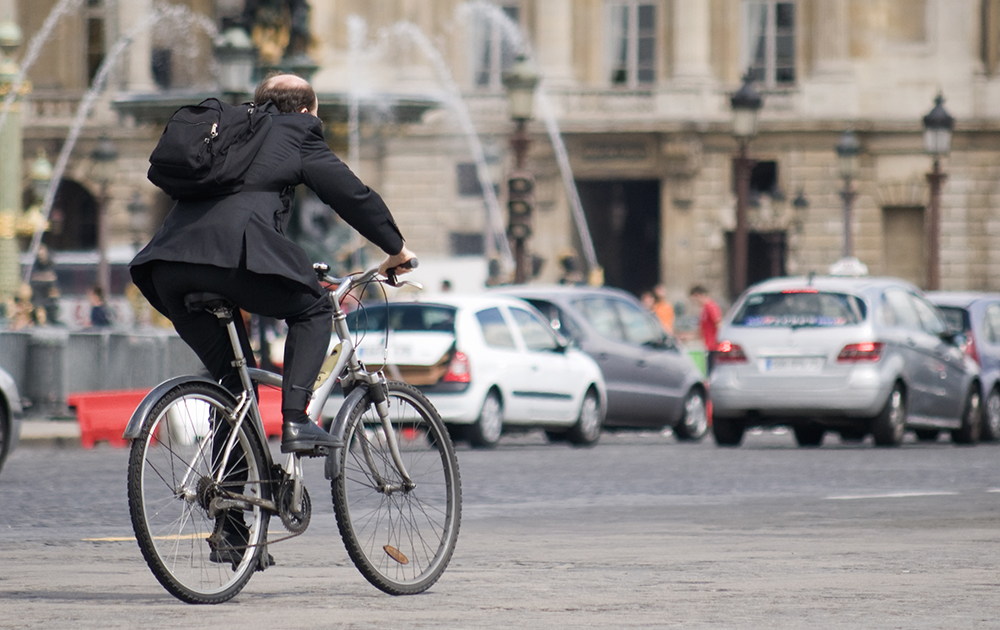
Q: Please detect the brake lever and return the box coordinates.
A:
[385,258,419,287]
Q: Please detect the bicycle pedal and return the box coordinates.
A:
[301,445,331,458]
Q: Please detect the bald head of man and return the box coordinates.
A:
[253,72,318,116]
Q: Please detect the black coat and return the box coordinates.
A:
[130,111,404,315]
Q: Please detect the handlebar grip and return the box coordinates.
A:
[386,257,418,287]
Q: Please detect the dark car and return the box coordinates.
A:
[0,366,23,475]
[927,292,1000,441]
[494,286,708,440]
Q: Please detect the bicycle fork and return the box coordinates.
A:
[366,377,415,493]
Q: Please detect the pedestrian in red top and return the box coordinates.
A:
[690,285,723,374]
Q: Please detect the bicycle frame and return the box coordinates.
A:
[122,264,416,504]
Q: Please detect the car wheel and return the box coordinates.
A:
[951,388,981,445]
[712,416,744,447]
[914,429,940,442]
[673,389,708,442]
[445,423,467,444]
[982,387,1000,442]
[872,384,906,447]
[566,389,602,447]
[469,390,503,449]
[0,402,8,476]
[793,424,825,447]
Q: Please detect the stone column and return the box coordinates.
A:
[118,0,155,91]
[672,0,712,80]
[812,0,851,75]
[533,0,574,86]
[0,22,22,302]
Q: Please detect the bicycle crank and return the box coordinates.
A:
[278,478,311,534]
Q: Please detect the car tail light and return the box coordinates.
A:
[443,351,471,383]
[715,340,748,364]
[837,342,884,363]
[962,334,980,365]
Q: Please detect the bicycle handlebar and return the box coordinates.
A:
[313,257,419,301]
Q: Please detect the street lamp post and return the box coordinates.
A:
[835,130,861,259]
[127,192,148,252]
[214,25,256,104]
[502,54,540,285]
[90,136,118,298]
[0,21,23,302]
[729,73,763,299]
[922,93,954,291]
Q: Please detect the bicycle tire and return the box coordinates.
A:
[332,381,461,595]
[127,382,270,604]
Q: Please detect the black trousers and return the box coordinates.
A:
[148,261,332,414]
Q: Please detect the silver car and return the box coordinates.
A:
[0,366,23,475]
[710,276,981,447]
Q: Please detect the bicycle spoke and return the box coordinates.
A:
[332,382,460,594]
[128,384,270,604]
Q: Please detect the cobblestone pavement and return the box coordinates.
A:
[1,430,999,629]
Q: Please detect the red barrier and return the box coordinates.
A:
[68,386,284,449]
[68,390,147,449]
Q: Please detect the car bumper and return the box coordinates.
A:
[710,365,892,419]
[421,391,484,424]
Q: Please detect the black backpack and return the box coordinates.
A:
[147,98,274,200]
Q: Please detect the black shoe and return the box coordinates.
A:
[281,420,340,454]
[209,523,248,567]
[208,523,275,571]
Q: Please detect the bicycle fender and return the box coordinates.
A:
[325,384,370,480]
[121,375,225,440]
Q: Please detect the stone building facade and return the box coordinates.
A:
[5,0,1000,306]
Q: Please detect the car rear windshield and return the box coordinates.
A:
[733,291,864,327]
[346,304,457,334]
[935,305,970,333]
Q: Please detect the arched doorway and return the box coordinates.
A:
[45,180,98,251]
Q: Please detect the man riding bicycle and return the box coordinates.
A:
[130,72,416,455]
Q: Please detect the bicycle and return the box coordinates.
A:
[123,261,462,604]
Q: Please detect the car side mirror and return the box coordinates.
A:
[939,329,963,346]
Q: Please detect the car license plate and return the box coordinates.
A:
[760,356,824,373]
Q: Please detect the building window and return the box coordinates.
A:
[85,0,107,86]
[151,49,172,89]
[450,232,485,256]
[743,0,796,87]
[457,163,483,196]
[472,2,520,90]
[607,1,656,87]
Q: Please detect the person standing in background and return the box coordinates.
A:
[652,284,675,333]
[88,286,112,328]
[689,285,722,373]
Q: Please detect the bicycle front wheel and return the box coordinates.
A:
[127,382,270,604]
[332,381,462,595]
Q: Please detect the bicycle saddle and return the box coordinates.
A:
[184,292,234,314]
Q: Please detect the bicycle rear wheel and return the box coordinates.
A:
[332,381,461,595]
[127,382,270,604]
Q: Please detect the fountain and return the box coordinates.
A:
[378,20,514,274]
[0,0,86,137]
[462,0,600,281]
[21,4,221,283]
[14,1,591,287]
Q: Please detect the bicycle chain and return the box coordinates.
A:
[206,468,312,559]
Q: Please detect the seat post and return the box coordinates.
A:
[220,317,256,397]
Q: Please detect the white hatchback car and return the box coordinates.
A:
[344,294,607,448]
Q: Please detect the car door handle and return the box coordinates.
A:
[637,359,647,368]
[906,338,916,347]
[597,352,609,361]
